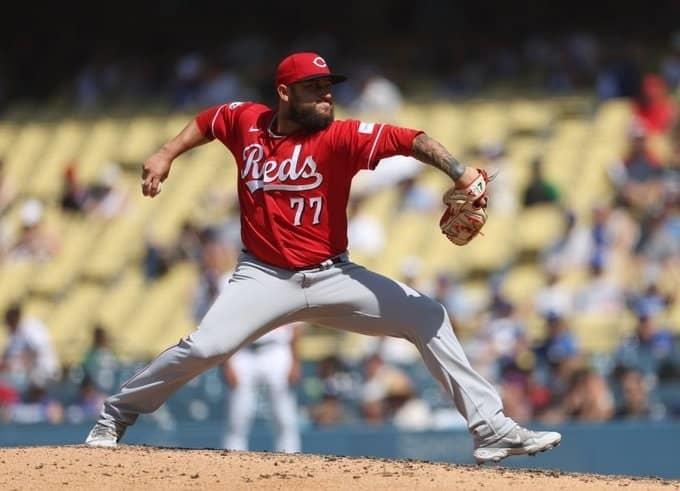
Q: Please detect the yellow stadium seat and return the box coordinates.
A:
[515,204,565,254]
[145,304,196,359]
[116,116,164,166]
[508,99,554,134]
[47,283,105,365]
[0,122,19,156]
[570,311,636,355]
[26,120,87,200]
[466,103,509,150]
[0,261,38,314]
[500,264,546,307]
[77,118,126,185]
[375,211,435,279]
[4,123,51,191]
[459,214,516,273]
[421,231,469,280]
[421,103,465,156]
[118,263,198,359]
[30,218,102,297]
[95,268,146,333]
[81,214,146,282]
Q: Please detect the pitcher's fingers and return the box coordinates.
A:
[148,176,162,197]
[142,175,158,196]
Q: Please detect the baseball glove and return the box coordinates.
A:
[439,168,493,246]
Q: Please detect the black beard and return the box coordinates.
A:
[289,101,334,131]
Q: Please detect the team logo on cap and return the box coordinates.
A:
[312,57,327,68]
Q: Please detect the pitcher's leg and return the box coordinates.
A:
[306,263,515,443]
[97,260,307,430]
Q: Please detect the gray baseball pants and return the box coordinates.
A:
[99,251,516,444]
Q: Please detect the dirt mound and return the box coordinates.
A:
[0,446,676,490]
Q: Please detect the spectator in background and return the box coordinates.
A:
[561,367,614,422]
[541,207,592,273]
[614,312,675,379]
[574,257,624,315]
[613,367,663,420]
[172,220,203,263]
[429,271,482,327]
[534,268,574,318]
[349,69,404,121]
[534,312,580,371]
[0,378,20,422]
[359,353,413,425]
[532,314,584,423]
[85,162,131,220]
[522,157,560,207]
[308,387,350,427]
[638,200,680,267]
[609,123,665,214]
[595,43,641,101]
[59,163,89,214]
[307,355,358,427]
[6,383,64,425]
[1,302,60,393]
[661,32,680,92]
[395,176,439,214]
[8,198,61,262]
[171,51,206,109]
[222,323,303,453]
[191,227,236,323]
[81,324,119,393]
[465,296,526,382]
[626,281,672,320]
[633,73,677,135]
[347,194,386,262]
[197,63,243,107]
[65,374,107,424]
[384,373,432,431]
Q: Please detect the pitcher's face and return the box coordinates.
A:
[287,77,335,131]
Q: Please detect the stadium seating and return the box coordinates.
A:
[1,94,676,370]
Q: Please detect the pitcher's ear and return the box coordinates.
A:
[277,84,289,102]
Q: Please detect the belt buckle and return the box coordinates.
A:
[320,258,334,268]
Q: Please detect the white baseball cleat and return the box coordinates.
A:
[85,422,126,448]
[473,425,561,464]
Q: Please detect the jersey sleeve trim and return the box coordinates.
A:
[366,123,385,169]
[209,104,228,139]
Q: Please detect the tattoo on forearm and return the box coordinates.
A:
[412,133,466,181]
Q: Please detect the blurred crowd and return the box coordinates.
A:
[65,31,680,111]
[1,30,680,115]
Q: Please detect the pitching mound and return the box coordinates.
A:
[0,446,677,490]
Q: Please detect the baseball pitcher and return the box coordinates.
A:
[86,52,561,464]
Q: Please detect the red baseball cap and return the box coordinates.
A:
[275,52,347,86]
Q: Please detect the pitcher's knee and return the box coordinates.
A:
[407,298,450,338]
[185,334,233,362]
[421,297,448,324]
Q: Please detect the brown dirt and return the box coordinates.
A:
[0,446,677,490]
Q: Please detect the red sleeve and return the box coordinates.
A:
[194,101,248,143]
[333,120,423,174]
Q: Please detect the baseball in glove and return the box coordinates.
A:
[439,168,493,246]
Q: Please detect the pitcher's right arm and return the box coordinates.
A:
[141,119,211,197]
